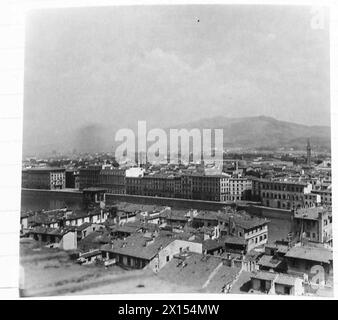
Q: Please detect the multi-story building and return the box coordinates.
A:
[304,193,321,207]
[311,189,332,206]
[219,213,269,252]
[251,178,261,201]
[181,173,226,202]
[252,179,314,209]
[22,167,66,190]
[220,177,252,202]
[125,176,143,195]
[98,167,126,194]
[78,165,102,190]
[65,169,79,189]
[250,271,304,295]
[142,174,181,198]
[126,173,181,198]
[126,171,252,202]
[293,206,332,246]
[125,167,145,178]
[190,209,269,252]
[285,244,333,285]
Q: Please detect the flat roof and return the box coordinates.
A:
[294,206,331,220]
[251,271,277,282]
[257,179,308,186]
[102,234,174,260]
[24,167,65,172]
[274,274,298,286]
[258,255,282,269]
[222,235,247,246]
[285,245,332,264]
[157,252,240,291]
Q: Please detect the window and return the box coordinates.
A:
[284,286,291,295]
[166,255,170,262]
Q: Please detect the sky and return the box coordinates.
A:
[23,5,330,155]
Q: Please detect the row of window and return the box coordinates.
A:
[249,234,267,244]
[262,192,304,201]
[261,183,304,193]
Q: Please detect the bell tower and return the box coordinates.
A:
[306,138,311,166]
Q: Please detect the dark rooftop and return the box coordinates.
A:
[101,234,174,260]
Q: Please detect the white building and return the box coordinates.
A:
[125,167,145,178]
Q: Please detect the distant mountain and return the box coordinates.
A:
[25,115,330,157]
[168,115,331,151]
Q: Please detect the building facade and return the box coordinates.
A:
[311,189,332,206]
[125,174,181,198]
[65,169,79,188]
[98,167,126,194]
[220,177,252,202]
[252,179,313,209]
[181,173,225,202]
[293,206,332,246]
[22,167,66,190]
[78,165,102,190]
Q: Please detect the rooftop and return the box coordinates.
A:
[202,239,224,251]
[257,254,283,269]
[274,274,299,286]
[251,270,277,282]
[101,234,174,260]
[194,210,219,221]
[77,222,93,232]
[115,202,166,214]
[217,209,268,230]
[23,167,66,172]
[222,235,247,246]
[78,230,111,252]
[112,223,141,234]
[294,206,331,220]
[285,245,332,264]
[159,209,189,221]
[27,226,75,237]
[258,178,308,186]
[79,249,102,259]
[143,173,180,179]
[158,252,240,292]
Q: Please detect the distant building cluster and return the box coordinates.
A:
[22,140,332,210]
[20,140,333,296]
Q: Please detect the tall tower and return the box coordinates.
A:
[306,138,311,166]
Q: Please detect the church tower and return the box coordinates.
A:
[306,138,311,166]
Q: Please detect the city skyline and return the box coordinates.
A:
[19,4,333,298]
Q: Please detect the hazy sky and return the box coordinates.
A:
[23,5,330,154]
